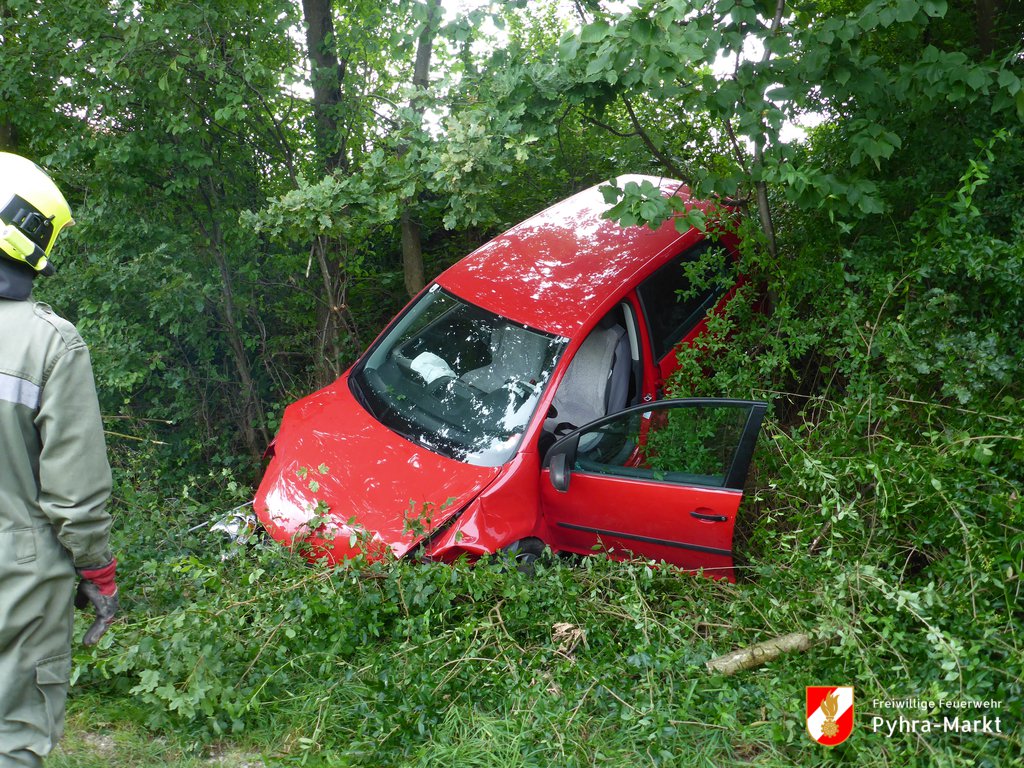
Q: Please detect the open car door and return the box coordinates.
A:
[540,399,767,582]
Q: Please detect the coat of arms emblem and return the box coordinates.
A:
[806,686,854,745]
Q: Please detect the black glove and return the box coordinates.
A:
[75,579,119,646]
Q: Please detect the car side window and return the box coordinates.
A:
[637,240,730,361]
[573,402,761,490]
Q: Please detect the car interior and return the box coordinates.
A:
[539,301,642,456]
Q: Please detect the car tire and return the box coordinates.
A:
[501,537,547,576]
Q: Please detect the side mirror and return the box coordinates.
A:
[549,451,570,493]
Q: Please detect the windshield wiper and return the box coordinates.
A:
[349,372,373,413]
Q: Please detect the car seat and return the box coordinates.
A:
[547,323,630,435]
[461,324,549,394]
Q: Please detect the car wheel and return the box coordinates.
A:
[501,537,547,575]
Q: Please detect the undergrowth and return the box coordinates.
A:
[70,410,1022,767]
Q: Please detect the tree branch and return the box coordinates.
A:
[622,96,690,183]
[579,111,639,139]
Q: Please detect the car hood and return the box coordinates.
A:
[254,375,501,562]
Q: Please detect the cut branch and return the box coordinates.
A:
[705,632,813,676]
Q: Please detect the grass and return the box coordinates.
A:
[52,707,266,767]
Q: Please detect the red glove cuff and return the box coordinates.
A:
[79,558,118,596]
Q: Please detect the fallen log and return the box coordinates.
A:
[705,631,813,676]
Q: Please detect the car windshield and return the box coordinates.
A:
[351,287,565,467]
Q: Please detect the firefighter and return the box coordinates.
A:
[0,152,119,767]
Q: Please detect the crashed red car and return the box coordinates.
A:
[254,176,766,581]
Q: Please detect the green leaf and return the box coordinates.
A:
[585,53,613,79]
[965,67,989,93]
[580,20,611,44]
[600,184,622,204]
[997,69,1021,95]
[639,200,661,222]
[972,443,994,466]
[630,19,657,45]
[895,0,919,24]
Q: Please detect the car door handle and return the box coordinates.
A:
[690,511,728,523]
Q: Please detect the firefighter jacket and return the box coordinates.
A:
[0,297,113,765]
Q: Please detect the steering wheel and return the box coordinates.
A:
[504,378,538,402]
[429,375,477,401]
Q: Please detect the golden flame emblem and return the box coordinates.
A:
[820,692,839,737]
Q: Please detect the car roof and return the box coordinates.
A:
[435,175,706,337]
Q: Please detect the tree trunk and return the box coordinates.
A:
[399,0,442,297]
[300,0,357,381]
[301,0,347,172]
[976,0,993,55]
[410,1,441,101]
[750,0,786,263]
[401,209,426,297]
[753,142,778,262]
[213,241,268,459]
[312,235,344,378]
[199,178,268,459]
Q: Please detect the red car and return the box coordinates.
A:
[254,176,766,581]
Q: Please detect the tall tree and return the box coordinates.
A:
[299,0,350,381]
[302,0,348,173]
[399,0,442,297]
